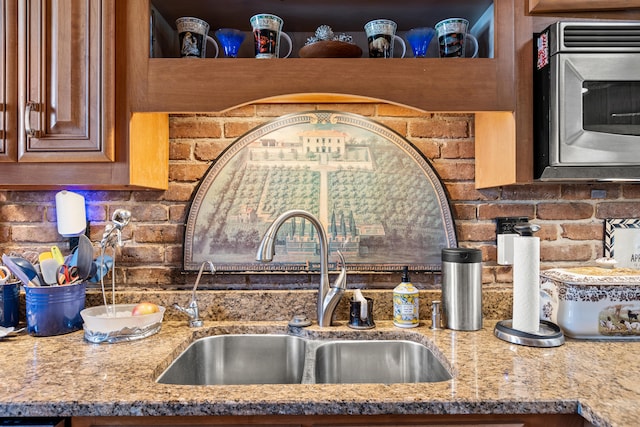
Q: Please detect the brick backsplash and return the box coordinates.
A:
[0,103,637,290]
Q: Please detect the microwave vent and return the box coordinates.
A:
[562,24,640,49]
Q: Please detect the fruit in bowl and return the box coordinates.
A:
[131,302,160,316]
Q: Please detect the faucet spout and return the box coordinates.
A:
[256,209,347,327]
[174,260,214,327]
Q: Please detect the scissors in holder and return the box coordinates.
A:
[57,265,80,285]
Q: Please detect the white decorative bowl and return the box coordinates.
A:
[540,267,640,340]
[80,304,165,344]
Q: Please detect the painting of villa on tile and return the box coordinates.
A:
[184,111,456,272]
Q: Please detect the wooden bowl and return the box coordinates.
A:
[299,41,363,58]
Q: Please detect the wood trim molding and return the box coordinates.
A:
[71,413,587,427]
[529,0,640,13]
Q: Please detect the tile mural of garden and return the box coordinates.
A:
[184,111,456,272]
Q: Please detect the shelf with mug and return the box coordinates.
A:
[149,0,494,43]
[127,0,525,189]
[134,0,508,113]
[150,2,491,60]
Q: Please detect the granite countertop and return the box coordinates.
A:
[1,313,639,427]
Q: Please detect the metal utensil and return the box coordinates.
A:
[112,209,131,229]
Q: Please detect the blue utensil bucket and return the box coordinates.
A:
[25,282,86,336]
[0,282,20,328]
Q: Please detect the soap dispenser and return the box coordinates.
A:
[393,266,419,328]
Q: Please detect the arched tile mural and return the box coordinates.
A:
[183,111,457,272]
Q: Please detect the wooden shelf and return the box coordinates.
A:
[140,58,507,113]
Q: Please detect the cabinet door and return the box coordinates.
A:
[18,0,115,162]
[1,0,17,162]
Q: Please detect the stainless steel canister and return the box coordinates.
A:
[441,248,483,331]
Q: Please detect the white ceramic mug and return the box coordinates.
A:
[364,19,406,58]
[435,18,479,58]
[176,17,219,58]
[250,14,293,59]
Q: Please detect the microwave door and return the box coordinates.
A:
[556,53,640,166]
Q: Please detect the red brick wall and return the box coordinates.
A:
[1,103,639,289]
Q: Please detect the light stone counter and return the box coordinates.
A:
[0,317,639,427]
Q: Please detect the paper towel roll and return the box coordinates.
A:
[512,236,540,333]
[55,191,87,237]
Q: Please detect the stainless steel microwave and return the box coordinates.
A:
[533,21,640,181]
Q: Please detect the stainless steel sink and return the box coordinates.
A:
[157,334,307,385]
[314,340,452,384]
[157,334,452,385]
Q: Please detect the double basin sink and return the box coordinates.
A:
[157,334,452,385]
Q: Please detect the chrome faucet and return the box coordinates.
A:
[174,260,214,327]
[256,209,347,327]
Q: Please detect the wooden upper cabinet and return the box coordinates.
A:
[0,0,6,157]
[0,0,17,162]
[18,0,115,162]
[0,0,168,190]
[529,0,640,13]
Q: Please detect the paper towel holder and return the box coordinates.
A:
[494,222,565,347]
[55,190,88,248]
[494,319,564,347]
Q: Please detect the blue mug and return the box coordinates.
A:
[0,282,20,328]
